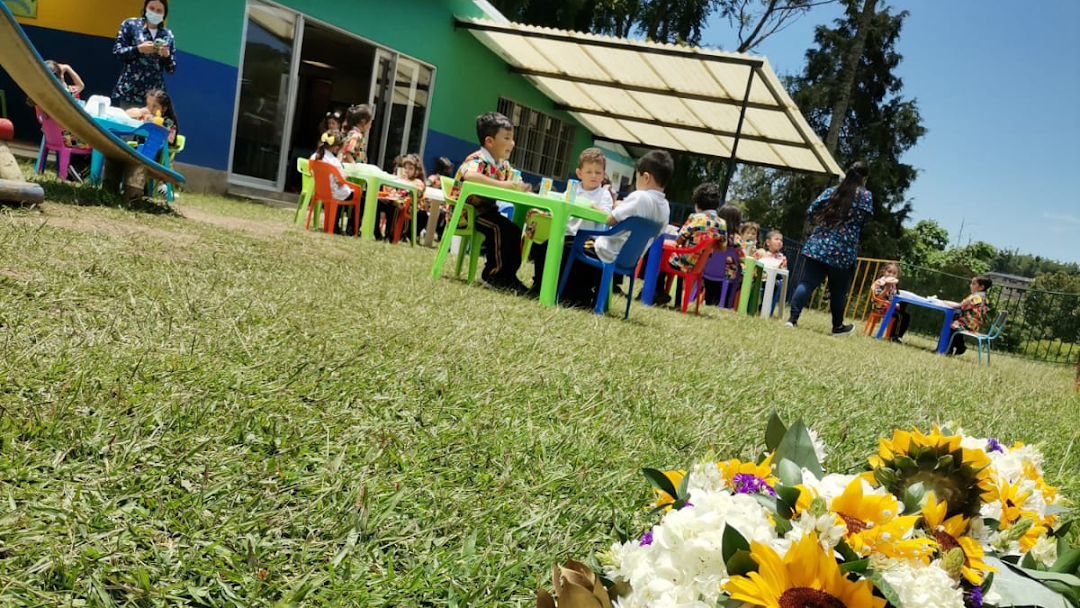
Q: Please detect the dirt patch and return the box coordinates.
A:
[12,207,199,247]
[175,204,290,238]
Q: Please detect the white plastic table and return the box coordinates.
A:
[422,187,445,247]
[759,265,790,319]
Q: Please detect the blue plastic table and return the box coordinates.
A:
[876,293,956,354]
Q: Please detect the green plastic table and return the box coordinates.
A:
[342,163,419,245]
[430,181,607,306]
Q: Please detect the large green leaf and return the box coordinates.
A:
[642,468,679,501]
[863,570,903,607]
[725,549,757,577]
[1050,547,1080,575]
[721,525,750,564]
[773,419,823,479]
[777,458,803,488]
[764,410,787,452]
[982,556,1072,607]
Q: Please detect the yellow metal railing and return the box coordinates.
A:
[808,257,898,321]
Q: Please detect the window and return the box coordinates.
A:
[497,98,576,179]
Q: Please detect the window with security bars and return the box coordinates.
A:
[497,98,576,179]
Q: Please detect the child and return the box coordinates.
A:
[426,156,454,189]
[125,88,179,144]
[562,150,672,307]
[530,148,615,290]
[450,111,530,291]
[379,154,426,243]
[341,104,373,164]
[753,230,787,269]
[33,60,89,153]
[319,109,343,134]
[699,204,744,306]
[652,182,725,306]
[739,221,760,254]
[309,129,357,234]
[945,275,993,356]
[871,262,909,341]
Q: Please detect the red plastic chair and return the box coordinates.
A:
[658,237,721,314]
[35,110,91,181]
[308,160,365,236]
[863,294,896,336]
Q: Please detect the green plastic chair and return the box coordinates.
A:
[164,135,185,201]
[520,208,552,263]
[950,311,1008,364]
[737,256,762,314]
[294,158,317,227]
[440,176,485,284]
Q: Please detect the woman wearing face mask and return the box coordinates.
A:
[111,0,176,109]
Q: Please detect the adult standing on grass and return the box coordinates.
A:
[111,0,176,110]
[786,161,872,335]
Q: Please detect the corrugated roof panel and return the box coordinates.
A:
[743,108,804,143]
[619,121,684,151]
[529,76,605,112]
[528,38,611,80]
[665,127,732,158]
[570,113,641,144]
[627,91,704,128]
[579,45,667,89]
[475,30,556,72]
[642,53,727,97]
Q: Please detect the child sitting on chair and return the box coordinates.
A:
[530,147,614,290]
[31,60,89,150]
[702,204,744,306]
[753,230,787,268]
[379,153,426,243]
[125,88,179,144]
[561,150,672,307]
[450,111,531,292]
[739,221,760,255]
[652,182,725,306]
[945,275,992,356]
[871,262,908,341]
[309,129,357,235]
[341,104,373,164]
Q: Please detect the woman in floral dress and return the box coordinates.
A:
[111,0,176,109]
[786,161,873,335]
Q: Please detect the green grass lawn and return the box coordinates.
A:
[1,184,1077,606]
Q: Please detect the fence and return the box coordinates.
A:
[781,241,1080,365]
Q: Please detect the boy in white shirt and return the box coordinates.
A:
[530,148,615,289]
[562,150,672,307]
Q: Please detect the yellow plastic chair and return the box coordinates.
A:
[439,176,485,284]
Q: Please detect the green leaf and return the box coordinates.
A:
[773,515,792,537]
[839,558,870,574]
[983,556,1072,607]
[1049,547,1080,574]
[764,410,787,452]
[676,469,692,501]
[835,540,859,562]
[1014,565,1080,588]
[775,485,801,510]
[725,549,757,577]
[777,458,802,488]
[1045,504,1071,516]
[1043,581,1080,606]
[722,525,750,564]
[642,468,679,501]
[773,419,823,479]
[902,481,926,515]
[1021,551,1038,570]
[1052,519,1073,538]
[863,570,903,607]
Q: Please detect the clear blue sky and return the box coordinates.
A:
[701,1,1080,265]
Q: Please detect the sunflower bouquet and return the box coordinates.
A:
[537,415,1078,608]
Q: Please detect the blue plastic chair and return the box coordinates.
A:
[556,216,664,318]
[949,311,1008,364]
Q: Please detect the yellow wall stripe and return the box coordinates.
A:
[13,0,145,40]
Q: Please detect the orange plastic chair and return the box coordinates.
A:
[309,160,365,236]
[388,182,424,244]
[863,294,896,337]
[657,237,721,315]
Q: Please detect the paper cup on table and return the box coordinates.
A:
[538,177,552,197]
[565,179,579,202]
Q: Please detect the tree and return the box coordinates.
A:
[1022,272,1080,346]
[900,219,949,267]
[729,0,926,259]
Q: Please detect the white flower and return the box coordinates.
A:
[774,512,846,557]
[806,427,829,464]
[799,471,886,504]
[1031,534,1058,568]
[604,490,776,608]
[990,444,1044,484]
[687,461,727,495]
[875,557,965,608]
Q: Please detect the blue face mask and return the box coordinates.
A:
[145,10,165,26]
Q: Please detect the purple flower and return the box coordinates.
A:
[639,531,653,546]
[987,438,1004,453]
[732,473,777,497]
[968,585,983,608]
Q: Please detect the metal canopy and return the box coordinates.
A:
[457,18,842,177]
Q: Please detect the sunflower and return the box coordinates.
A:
[724,533,885,608]
[829,478,935,561]
[650,469,686,511]
[989,478,1051,553]
[921,492,996,584]
[869,426,995,520]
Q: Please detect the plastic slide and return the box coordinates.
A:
[0,2,184,185]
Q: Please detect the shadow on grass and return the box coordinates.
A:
[34,177,179,216]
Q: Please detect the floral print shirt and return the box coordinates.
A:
[668,211,725,272]
[871,277,897,313]
[725,233,744,280]
[951,291,988,332]
[801,187,873,269]
[379,178,425,211]
[450,148,513,213]
[752,249,788,269]
[112,18,176,105]
[342,128,366,163]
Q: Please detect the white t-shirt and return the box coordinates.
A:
[311,151,352,201]
[593,189,669,264]
[566,184,615,236]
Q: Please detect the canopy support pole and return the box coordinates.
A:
[720,67,756,206]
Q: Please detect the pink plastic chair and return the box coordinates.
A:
[35,110,91,180]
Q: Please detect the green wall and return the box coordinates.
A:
[169,0,594,161]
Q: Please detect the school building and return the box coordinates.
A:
[1,0,839,199]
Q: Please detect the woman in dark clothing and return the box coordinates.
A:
[111,0,176,109]
[787,161,873,335]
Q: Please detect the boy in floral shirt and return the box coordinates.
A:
[652,183,725,305]
[450,112,530,291]
[946,275,992,356]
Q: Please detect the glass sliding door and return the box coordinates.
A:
[230,1,301,187]
[368,52,434,169]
